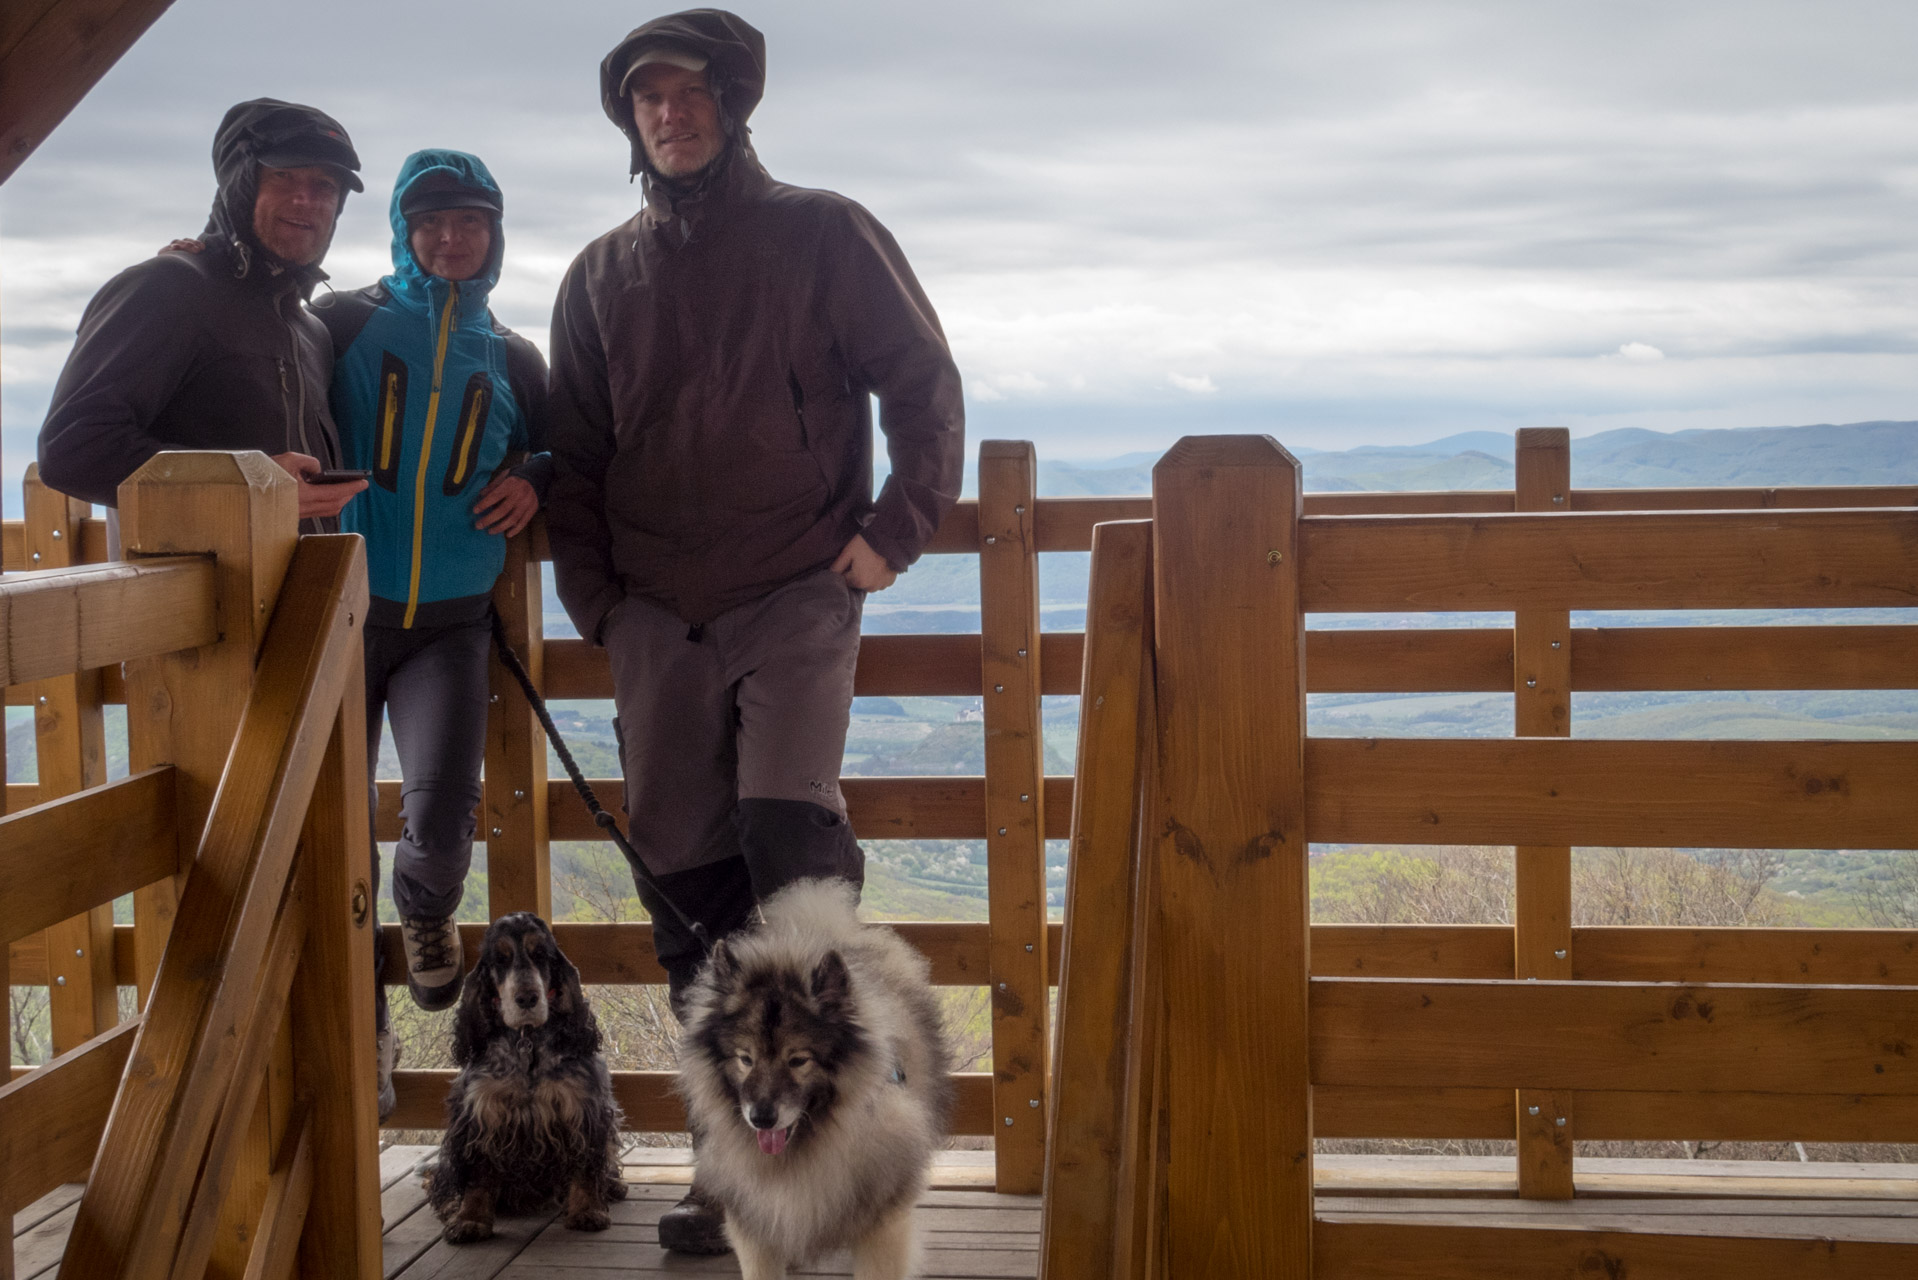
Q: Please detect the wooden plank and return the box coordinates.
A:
[484,531,550,918]
[0,0,179,184]
[1115,659,1167,1280]
[20,470,118,1057]
[169,871,309,1280]
[0,768,178,944]
[922,499,982,554]
[1304,738,1918,849]
[1033,497,1152,552]
[537,775,1076,842]
[1296,508,1918,612]
[121,451,299,1009]
[1313,1219,1917,1278]
[0,556,216,687]
[291,670,382,1278]
[1307,629,1513,693]
[1573,927,1918,985]
[1,517,110,573]
[0,0,64,77]
[1041,520,1152,1280]
[1576,1090,1918,1143]
[62,533,365,1279]
[385,1069,1000,1137]
[1314,1086,1513,1140]
[1306,492,1514,516]
[0,1019,140,1213]
[977,441,1051,1194]
[1153,436,1311,1278]
[1511,428,1573,1201]
[1573,484,1918,511]
[1311,925,1513,980]
[241,1109,313,1280]
[1310,977,1918,1095]
[1573,625,1918,691]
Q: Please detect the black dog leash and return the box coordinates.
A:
[489,612,712,955]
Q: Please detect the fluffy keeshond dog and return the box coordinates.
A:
[677,878,954,1279]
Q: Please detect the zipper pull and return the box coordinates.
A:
[277,357,290,393]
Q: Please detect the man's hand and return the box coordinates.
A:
[831,533,896,592]
[159,238,205,255]
[271,451,366,520]
[474,474,539,537]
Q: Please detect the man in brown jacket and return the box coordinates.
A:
[545,10,964,1250]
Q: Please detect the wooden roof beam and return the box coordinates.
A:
[0,0,178,186]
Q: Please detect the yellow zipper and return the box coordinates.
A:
[403,288,458,628]
[451,391,482,488]
[379,371,399,470]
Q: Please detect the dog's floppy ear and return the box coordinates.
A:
[451,944,499,1067]
[810,950,851,1012]
[549,939,584,1018]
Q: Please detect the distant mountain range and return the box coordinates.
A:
[1036,420,1918,495]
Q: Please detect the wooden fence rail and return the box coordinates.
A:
[1040,433,1918,1279]
[2,453,379,1279]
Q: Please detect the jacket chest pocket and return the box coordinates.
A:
[442,372,494,495]
[373,351,408,491]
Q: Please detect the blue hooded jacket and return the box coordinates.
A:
[312,149,550,629]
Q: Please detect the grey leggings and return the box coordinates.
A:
[364,616,491,922]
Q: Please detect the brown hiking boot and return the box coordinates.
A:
[657,1183,730,1254]
[401,914,463,1011]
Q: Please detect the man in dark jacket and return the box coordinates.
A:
[38,99,368,529]
[545,9,964,1252]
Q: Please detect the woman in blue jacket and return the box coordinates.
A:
[311,150,550,1114]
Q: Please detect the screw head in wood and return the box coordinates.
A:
[985,535,998,544]
[490,694,500,704]
[491,826,503,838]
[1556,1117,1567,1126]
[513,789,526,801]
[1266,549,1283,566]
[1528,1105,1540,1115]
[994,684,1004,693]
[351,881,370,927]
[1552,494,1565,504]
[1004,1117,1014,1126]
[1017,648,1027,658]
[1020,794,1030,802]
[37,695,47,705]
[1015,505,1025,515]
[1029,1099,1040,1108]
[1554,949,1567,959]
[1025,943,1034,952]
[999,983,1008,991]
[30,551,40,564]
[998,827,1008,836]
[51,528,62,540]
[1526,678,1537,687]
[56,976,67,986]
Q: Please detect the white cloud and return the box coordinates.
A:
[1617,342,1667,362]
[1167,373,1218,395]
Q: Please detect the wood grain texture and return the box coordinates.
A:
[0,1019,139,1213]
[63,534,365,1279]
[241,1108,312,1280]
[1572,625,1918,691]
[0,0,178,184]
[385,1069,999,1137]
[120,452,299,1007]
[1305,738,1918,849]
[291,671,383,1279]
[1297,508,1918,612]
[1314,1219,1917,1278]
[483,533,549,918]
[0,768,178,944]
[1572,484,1918,511]
[1310,977,1918,1095]
[1153,436,1312,1278]
[977,441,1051,1193]
[1041,520,1152,1280]
[0,556,215,686]
[1572,927,1918,985]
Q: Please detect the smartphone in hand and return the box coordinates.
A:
[308,469,371,485]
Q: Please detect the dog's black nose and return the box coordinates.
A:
[748,1103,779,1130]
[515,991,539,1009]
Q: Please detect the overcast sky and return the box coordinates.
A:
[4,0,1916,508]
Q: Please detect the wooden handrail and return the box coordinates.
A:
[0,1018,140,1214]
[0,555,215,686]
[63,533,369,1278]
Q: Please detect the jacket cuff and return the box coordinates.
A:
[510,453,555,501]
[584,586,627,647]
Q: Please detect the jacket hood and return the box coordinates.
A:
[206,98,361,282]
[600,9,766,180]
[382,149,506,306]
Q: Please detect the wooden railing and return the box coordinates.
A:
[1,454,379,1278]
[1040,434,1918,1277]
[7,434,1918,1216]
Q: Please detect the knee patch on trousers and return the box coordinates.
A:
[733,798,864,898]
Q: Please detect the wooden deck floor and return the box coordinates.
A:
[14,1151,1916,1277]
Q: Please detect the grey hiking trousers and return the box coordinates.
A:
[603,568,866,1005]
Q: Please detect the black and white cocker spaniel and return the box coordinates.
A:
[425,912,626,1242]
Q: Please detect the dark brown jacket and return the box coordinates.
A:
[545,10,964,633]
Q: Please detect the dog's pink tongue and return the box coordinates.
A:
[756,1126,789,1156]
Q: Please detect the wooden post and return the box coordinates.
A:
[1041,519,1153,1279]
[484,528,550,918]
[1512,427,1575,1200]
[1151,436,1310,1278]
[119,453,298,1005]
[22,467,117,1052]
[292,644,382,1276]
[978,440,1051,1194]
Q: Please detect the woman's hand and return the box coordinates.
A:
[159,238,205,255]
[474,474,538,537]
